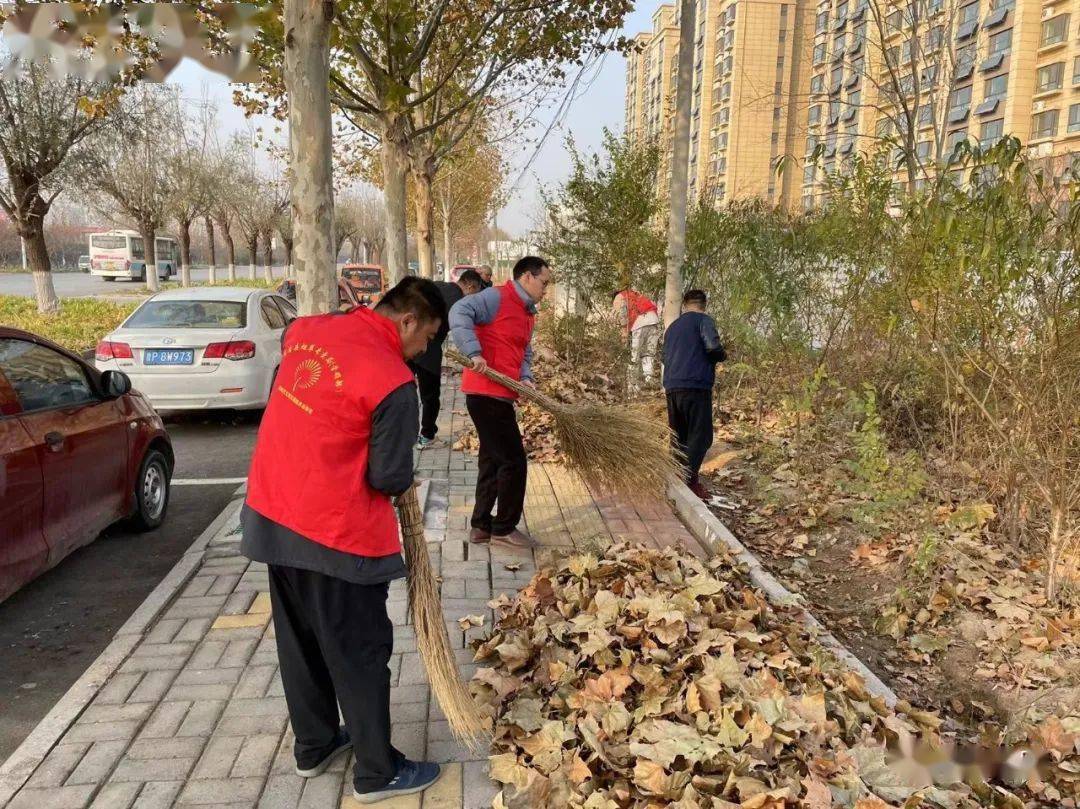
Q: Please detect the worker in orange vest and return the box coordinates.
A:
[242,277,447,804]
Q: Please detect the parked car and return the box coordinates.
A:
[340,264,387,305]
[275,278,363,310]
[95,287,296,411]
[77,255,91,273]
[0,328,173,604]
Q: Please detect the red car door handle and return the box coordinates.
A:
[44,431,65,452]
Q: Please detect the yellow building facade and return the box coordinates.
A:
[629,0,1080,209]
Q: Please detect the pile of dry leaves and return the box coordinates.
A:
[471,543,1080,808]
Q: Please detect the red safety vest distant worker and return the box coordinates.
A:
[612,288,660,390]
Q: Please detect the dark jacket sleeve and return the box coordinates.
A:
[366,381,417,497]
[700,316,727,364]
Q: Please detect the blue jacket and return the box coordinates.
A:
[449,280,537,382]
[662,311,726,391]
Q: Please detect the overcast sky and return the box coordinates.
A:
[169,6,658,238]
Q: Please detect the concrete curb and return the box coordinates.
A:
[0,486,247,808]
[668,478,899,707]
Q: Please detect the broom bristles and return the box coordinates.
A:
[397,485,490,748]
[445,347,684,499]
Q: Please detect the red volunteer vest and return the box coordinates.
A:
[245,307,414,557]
[618,290,658,334]
[460,282,536,401]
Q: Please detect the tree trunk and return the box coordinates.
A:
[662,0,697,329]
[411,158,437,279]
[219,218,237,282]
[262,231,274,282]
[140,219,159,293]
[442,216,453,282]
[381,117,410,283]
[178,221,193,287]
[247,233,258,280]
[25,226,60,314]
[205,216,217,284]
[284,239,294,276]
[284,0,337,315]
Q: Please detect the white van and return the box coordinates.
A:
[89,230,178,282]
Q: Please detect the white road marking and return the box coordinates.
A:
[171,477,248,486]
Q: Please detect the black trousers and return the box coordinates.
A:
[666,389,713,485]
[466,394,527,535]
[413,365,441,440]
[268,564,402,792]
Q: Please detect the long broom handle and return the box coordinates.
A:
[444,346,562,411]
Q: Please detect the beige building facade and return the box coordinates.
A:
[629,0,1080,210]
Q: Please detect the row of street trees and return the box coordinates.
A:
[253,0,634,313]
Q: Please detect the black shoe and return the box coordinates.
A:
[295,728,351,778]
[353,759,442,803]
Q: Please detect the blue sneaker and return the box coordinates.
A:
[416,436,434,448]
[295,728,350,778]
[353,759,442,804]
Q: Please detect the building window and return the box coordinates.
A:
[1041,15,1069,48]
[829,98,841,123]
[1074,56,1080,86]
[833,33,847,58]
[946,130,969,160]
[1037,62,1065,93]
[809,105,822,125]
[804,164,816,184]
[877,117,893,137]
[916,140,932,159]
[814,43,827,64]
[1032,109,1059,139]
[956,44,976,79]
[992,0,1014,9]
[984,74,1008,100]
[887,9,902,31]
[959,3,978,26]
[774,106,782,120]
[926,26,944,50]
[812,74,825,93]
[719,107,730,124]
[989,28,1012,55]
[901,38,913,63]
[836,0,849,22]
[831,66,844,91]
[922,63,939,84]
[816,10,829,32]
[919,103,932,126]
[980,118,1004,147]
[949,85,972,114]
[852,21,867,48]
[1068,104,1080,133]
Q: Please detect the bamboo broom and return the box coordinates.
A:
[445,347,684,500]
[396,484,490,748]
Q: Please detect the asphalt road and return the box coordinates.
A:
[0,411,261,762]
[0,268,287,299]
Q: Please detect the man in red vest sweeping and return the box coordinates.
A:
[242,277,446,804]
[450,255,552,549]
[612,287,660,390]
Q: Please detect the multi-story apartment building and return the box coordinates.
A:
[627,0,815,209]
[625,5,681,147]
[631,0,1080,210]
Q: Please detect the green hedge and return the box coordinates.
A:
[0,296,137,353]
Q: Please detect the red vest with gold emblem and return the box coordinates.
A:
[245,307,413,557]
[460,282,536,401]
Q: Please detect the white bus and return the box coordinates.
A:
[88,230,179,282]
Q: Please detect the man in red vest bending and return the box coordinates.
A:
[612,287,660,389]
[450,255,552,549]
[242,278,446,804]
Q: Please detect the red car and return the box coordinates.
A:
[0,327,174,604]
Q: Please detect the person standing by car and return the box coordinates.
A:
[450,256,551,549]
[241,277,446,804]
[612,287,660,390]
[663,289,726,500]
[409,269,483,447]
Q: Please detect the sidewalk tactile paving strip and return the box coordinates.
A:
[6,372,706,809]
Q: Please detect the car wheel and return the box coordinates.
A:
[103,276,115,282]
[128,449,170,532]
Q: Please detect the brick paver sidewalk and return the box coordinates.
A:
[2,372,703,809]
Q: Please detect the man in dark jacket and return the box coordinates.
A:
[663,289,726,499]
[409,269,483,447]
[242,277,446,804]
